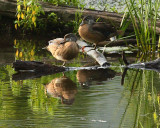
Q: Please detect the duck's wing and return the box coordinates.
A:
[92,22,115,36]
[47,38,64,55]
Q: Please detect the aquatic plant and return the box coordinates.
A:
[124,0,160,58]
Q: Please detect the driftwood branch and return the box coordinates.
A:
[76,40,110,66]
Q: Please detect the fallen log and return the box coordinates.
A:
[12,60,110,81]
[13,60,65,72]
[12,60,65,81]
[12,58,160,81]
[1,0,160,35]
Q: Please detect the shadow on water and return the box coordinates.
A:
[0,36,160,128]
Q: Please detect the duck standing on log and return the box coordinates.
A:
[45,33,79,66]
[78,16,123,49]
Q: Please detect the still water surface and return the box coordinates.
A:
[0,37,160,128]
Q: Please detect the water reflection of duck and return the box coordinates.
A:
[45,33,79,66]
[45,76,77,105]
[76,68,116,88]
[78,16,123,49]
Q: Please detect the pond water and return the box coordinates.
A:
[0,36,160,128]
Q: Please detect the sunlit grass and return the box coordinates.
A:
[124,0,160,59]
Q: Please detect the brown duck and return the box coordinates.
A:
[78,16,123,48]
[46,33,79,66]
[45,76,77,105]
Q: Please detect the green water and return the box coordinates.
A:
[0,37,160,128]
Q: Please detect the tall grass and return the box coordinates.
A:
[125,0,160,58]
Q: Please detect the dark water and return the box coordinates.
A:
[0,37,160,128]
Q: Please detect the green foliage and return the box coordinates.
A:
[15,0,44,30]
[72,10,83,34]
[124,0,160,58]
[14,0,85,31]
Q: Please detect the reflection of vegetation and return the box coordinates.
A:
[14,39,51,61]
[0,65,78,117]
[120,69,160,127]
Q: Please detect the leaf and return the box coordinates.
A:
[32,16,36,23]
[30,49,34,56]
[17,5,21,11]
[21,13,24,19]
[17,13,20,21]
[15,24,17,30]
[14,39,17,46]
[32,11,36,15]
[19,52,23,58]
[27,7,30,13]
[16,50,19,57]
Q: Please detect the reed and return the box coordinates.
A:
[124,0,160,58]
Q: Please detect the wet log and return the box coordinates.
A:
[12,58,160,81]
[12,60,65,81]
[12,60,109,81]
[13,60,65,72]
[1,0,160,35]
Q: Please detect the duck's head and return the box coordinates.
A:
[60,33,77,44]
[64,33,77,42]
[80,16,95,26]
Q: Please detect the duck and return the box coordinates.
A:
[78,16,123,49]
[45,76,77,105]
[46,33,79,66]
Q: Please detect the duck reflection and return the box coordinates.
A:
[77,68,116,88]
[45,76,77,105]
